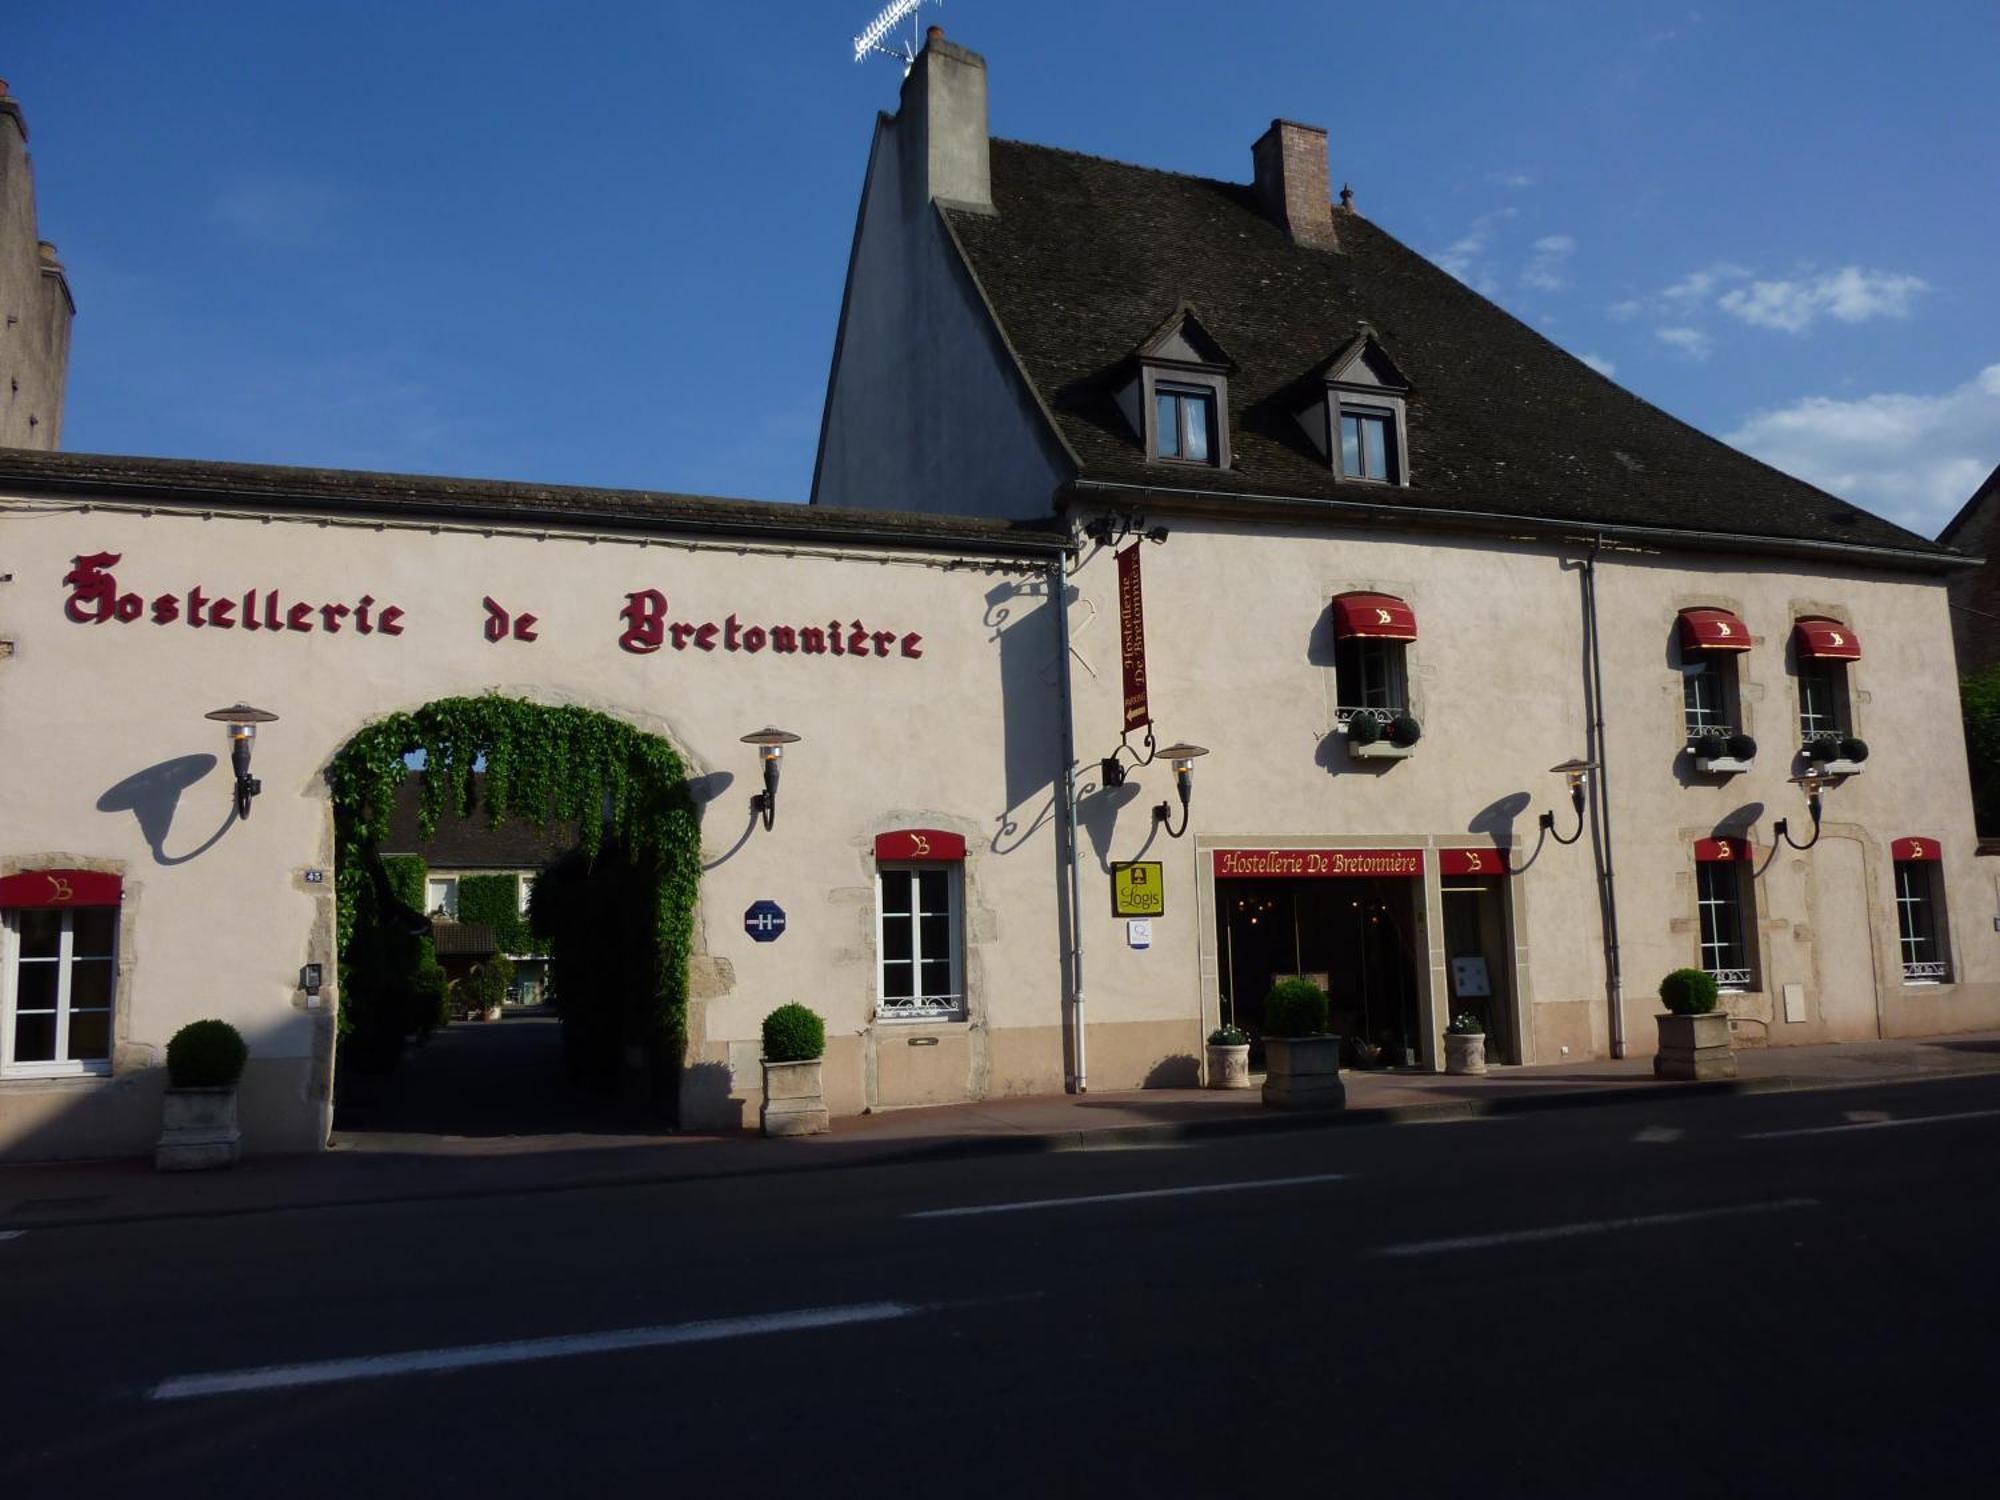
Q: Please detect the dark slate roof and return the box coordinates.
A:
[945,140,1961,564]
[379,777,576,870]
[0,449,1071,559]
[431,921,500,958]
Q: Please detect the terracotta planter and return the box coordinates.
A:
[1205,1042,1252,1090]
[1261,1035,1345,1110]
[1444,1031,1487,1075]
[760,1057,829,1137]
[1654,1010,1736,1080]
[156,1085,241,1171]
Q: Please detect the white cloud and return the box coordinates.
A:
[1609,298,1643,322]
[1718,266,1929,333]
[1655,325,1712,360]
[1579,352,1617,377]
[1521,234,1576,292]
[1726,364,2000,536]
[1487,170,1536,190]
[1428,207,1516,294]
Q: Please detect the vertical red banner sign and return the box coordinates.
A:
[1117,544,1150,731]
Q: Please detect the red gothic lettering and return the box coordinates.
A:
[187,586,210,627]
[152,593,179,625]
[378,606,404,636]
[848,621,870,658]
[264,591,283,631]
[114,593,143,621]
[484,597,510,643]
[724,613,742,651]
[619,590,665,653]
[671,621,695,650]
[355,596,375,635]
[513,613,538,642]
[772,626,798,653]
[320,603,348,632]
[742,625,767,652]
[287,602,314,632]
[242,590,261,630]
[829,620,845,656]
[694,622,718,651]
[871,629,895,658]
[901,632,923,659]
[62,552,121,623]
[801,627,826,654]
[210,596,237,628]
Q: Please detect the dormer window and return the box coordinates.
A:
[1113,306,1234,469]
[1296,327,1411,486]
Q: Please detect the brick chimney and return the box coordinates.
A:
[1252,119,1338,251]
[896,28,993,214]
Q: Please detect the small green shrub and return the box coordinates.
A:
[762,1003,826,1062]
[1263,979,1330,1038]
[1348,714,1383,746]
[466,953,515,1013]
[1659,967,1720,1016]
[1208,1025,1248,1046]
[1389,713,1423,748]
[166,1019,249,1089]
[1446,1012,1485,1036]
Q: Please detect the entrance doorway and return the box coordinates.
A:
[1440,874,1517,1064]
[1218,875,1423,1065]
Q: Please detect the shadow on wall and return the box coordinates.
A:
[96,755,235,865]
[1078,781,1148,875]
[986,576,1064,820]
[677,1060,741,1133]
[1144,1054,1200,1088]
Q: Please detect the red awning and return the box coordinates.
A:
[1678,608,1752,653]
[0,869,123,908]
[1694,837,1750,863]
[1794,616,1861,661]
[1891,836,1941,862]
[1331,592,1417,641]
[874,829,966,862]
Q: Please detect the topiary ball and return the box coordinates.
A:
[1389,713,1423,748]
[166,1019,249,1089]
[1348,714,1383,746]
[1807,738,1841,763]
[762,1002,826,1063]
[1839,736,1870,763]
[1726,732,1757,762]
[1658,968,1720,1016]
[1694,732,1727,760]
[1263,978,1330,1038]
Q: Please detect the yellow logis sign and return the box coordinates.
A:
[1112,861,1165,917]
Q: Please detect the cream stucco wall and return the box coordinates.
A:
[0,494,1069,1157]
[1063,514,1998,1076]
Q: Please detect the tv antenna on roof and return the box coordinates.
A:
[853,0,941,73]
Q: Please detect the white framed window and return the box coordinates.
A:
[426,877,459,918]
[1695,859,1755,992]
[876,863,963,1020]
[517,875,535,917]
[1683,654,1739,739]
[1894,859,1950,984]
[1334,635,1407,718]
[3,905,117,1078]
[1797,658,1850,744]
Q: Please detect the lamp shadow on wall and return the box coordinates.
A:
[1078,781,1150,873]
[96,754,235,865]
[684,771,755,872]
[986,576,1062,824]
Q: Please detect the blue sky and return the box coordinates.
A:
[10,1,1998,537]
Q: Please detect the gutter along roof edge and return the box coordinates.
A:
[0,451,1075,561]
[1064,479,1979,575]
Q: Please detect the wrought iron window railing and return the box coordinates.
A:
[1705,966,1753,991]
[876,993,965,1020]
[1800,727,1846,744]
[1335,706,1399,726]
[1901,960,1949,984]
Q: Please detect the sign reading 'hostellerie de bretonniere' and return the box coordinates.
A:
[1213,848,1425,879]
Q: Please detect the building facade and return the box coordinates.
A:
[0,42,1993,1162]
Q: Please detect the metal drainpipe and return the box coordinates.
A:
[1582,537,1627,1057]
[1051,556,1088,1092]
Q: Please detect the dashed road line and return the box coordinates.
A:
[905,1172,1350,1220]
[1370,1198,1821,1258]
[1742,1108,2000,1140]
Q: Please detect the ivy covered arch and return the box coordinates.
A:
[327,695,701,1106]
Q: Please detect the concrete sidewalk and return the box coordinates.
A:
[4,1029,1998,1231]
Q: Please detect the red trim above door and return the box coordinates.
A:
[1678,608,1753,653]
[1891,836,1941,862]
[1330,593,1418,641]
[0,869,123,908]
[1694,837,1751,863]
[874,829,966,862]
[1438,848,1509,876]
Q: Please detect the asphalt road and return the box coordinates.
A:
[5,1074,1999,1498]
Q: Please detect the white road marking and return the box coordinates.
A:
[0,1230,23,1242]
[1371,1198,1821,1258]
[905,1172,1348,1220]
[1743,1108,2000,1141]
[148,1301,921,1401]
[1631,1126,1684,1144]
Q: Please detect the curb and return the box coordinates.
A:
[4,1064,1997,1233]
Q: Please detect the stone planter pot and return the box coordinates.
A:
[1654,1010,1736,1080]
[1444,1031,1487,1076]
[1205,1043,1252,1090]
[483,1005,503,1023]
[156,1085,241,1171]
[760,1057,829,1137]
[1261,1035,1345,1110]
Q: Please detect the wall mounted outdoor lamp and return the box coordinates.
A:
[205,703,279,819]
[1538,757,1598,846]
[1774,768,1830,851]
[1151,742,1209,839]
[742,727,801,831]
